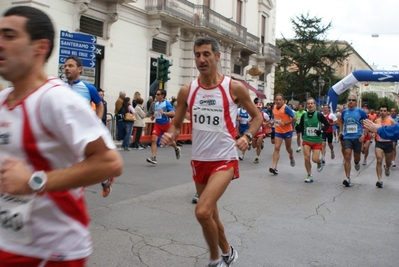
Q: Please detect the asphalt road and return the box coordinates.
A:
[85,139,399,267]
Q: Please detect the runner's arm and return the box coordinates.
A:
[162,85,189,144]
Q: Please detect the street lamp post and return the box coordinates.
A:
[312,77,325,109]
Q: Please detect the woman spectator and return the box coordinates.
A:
[120,97,135,151]
[132,91,141,108]
[133,97,146,149]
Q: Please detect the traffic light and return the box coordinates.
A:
[157,55,172,83]
[157,55,166,81]
[163,60,172,83]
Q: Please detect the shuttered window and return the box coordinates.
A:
[80,16,104,38]
[152,39,167,54]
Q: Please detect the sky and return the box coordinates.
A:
[275,0,399,70]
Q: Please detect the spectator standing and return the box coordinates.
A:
[148,97,156,117]
[133,97,146,149]
[0,6,123,265]
[120,97,136,151]
[132,91,141,108]
[98,88,107,125]
[146,96,153,114]
[64,56,104,119]
[115,91,126,141]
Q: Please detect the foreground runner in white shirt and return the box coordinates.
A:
[0,6,123,266]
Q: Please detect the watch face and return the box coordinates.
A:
[33,176,43,184]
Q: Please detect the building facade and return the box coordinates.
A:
[0,0,280,106]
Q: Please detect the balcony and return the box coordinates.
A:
[145,0,259,54]
[256,43,281,64]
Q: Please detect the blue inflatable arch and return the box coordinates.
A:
[327,70,399,111]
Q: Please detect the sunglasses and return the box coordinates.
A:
[348,99,356,102]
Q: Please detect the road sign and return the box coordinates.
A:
[58,30,97,84]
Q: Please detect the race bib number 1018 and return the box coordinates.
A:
[192,106,224,132]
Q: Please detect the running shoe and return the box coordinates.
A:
[296,147,301,152]
[376,180,383,188]
[175,147,181,159]
[331,150,335,159]
[222,246,238,266]
[362,160,367,166]
[321,158,326,166]
[290,158,295,167]
[248,144,251,151]
[239,155,244,161]
[192,193,199,204]
[304,174,313,183]
[101,177,115,197]
[269,167,278,175]
[342,178,351,187]
[208,259,227,267]
[146,156,157,164]
[254,157,259,164]
[384,165,390,177]
[317,162,323,172]
[392,161,396,167]
[261,140,264,149]
[354,162,360,171]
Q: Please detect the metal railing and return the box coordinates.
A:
[145,0,259,52]
[106,113,116,140]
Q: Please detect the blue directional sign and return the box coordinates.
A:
[59,30,97,67]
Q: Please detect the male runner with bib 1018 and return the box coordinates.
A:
[161,36,262,267]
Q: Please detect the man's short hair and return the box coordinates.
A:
[194,36,220,55]
[65,56,83,68]
[4,6,55,60]
[98,88,104,92]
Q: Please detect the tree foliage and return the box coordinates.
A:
[275,13,352,102]
[361,91,399,111]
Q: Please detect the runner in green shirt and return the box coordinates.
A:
[298,98,330,183]
[295,104,306,152]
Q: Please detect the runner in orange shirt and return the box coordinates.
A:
[269,94,296,175]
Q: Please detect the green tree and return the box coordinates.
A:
[276,13,352,102]
[377,97,399,111]
[361,92,379,110]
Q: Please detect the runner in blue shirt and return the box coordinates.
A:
[340,95,368,187]
[64,56,104,119]
[146,89,181,164]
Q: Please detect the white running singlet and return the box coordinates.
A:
[187,76,238,161]
[0,77,115,261]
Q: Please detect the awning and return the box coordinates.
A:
[232,78,267,99]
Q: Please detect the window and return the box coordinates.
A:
[204,0,210,21]
[233,64,242,75]
[80,16,104,38]
[261,15,267,54]
[152,39,167,54]
[236,0,242,25]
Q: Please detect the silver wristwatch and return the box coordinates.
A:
[28,171,47,193]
